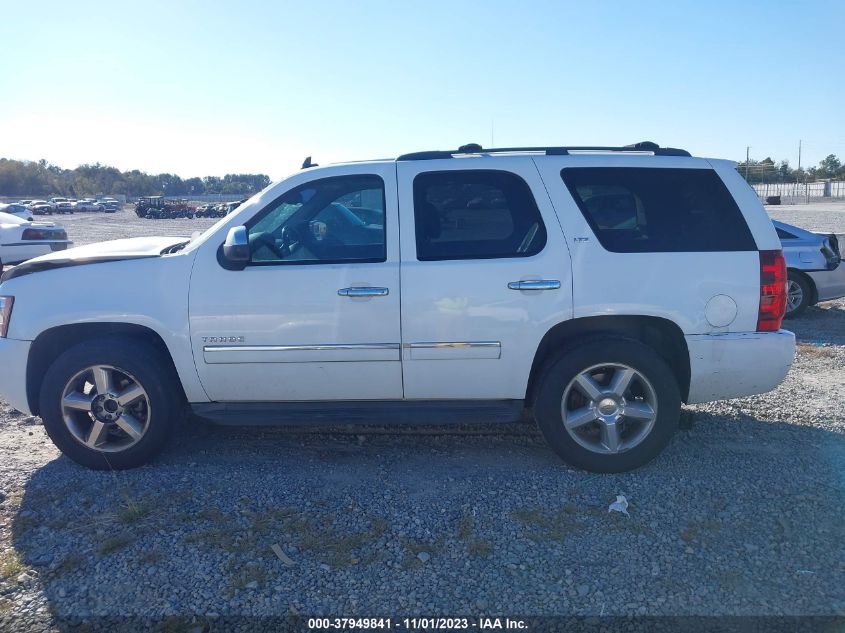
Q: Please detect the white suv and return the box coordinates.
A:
[0,143,794,472]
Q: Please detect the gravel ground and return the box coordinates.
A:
[0,206,843,630]
[766,201,845,234]
[41,207,220,247]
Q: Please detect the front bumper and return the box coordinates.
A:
[0,338,32,414]
[808,263,845,303]
[685,330,795,404]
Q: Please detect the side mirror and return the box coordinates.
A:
[223,226,250,264]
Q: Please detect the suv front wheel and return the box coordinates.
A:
[534,338,681,473]
[39,337,182,470]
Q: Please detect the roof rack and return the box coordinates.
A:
[396,141,691,161]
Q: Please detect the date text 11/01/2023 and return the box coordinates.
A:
[307,617,529,630]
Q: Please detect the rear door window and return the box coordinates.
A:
[413,170,546,261]
[560,167,755,253]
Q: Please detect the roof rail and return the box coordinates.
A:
[396,141,691,161]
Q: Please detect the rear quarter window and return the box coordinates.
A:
[560,167,756,253]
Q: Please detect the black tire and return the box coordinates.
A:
[784,270,812,319]
[39,336,183,470]
[533,337,681,473]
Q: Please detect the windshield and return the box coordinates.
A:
[181,177,285,251]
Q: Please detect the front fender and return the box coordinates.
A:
[1,254,209,403]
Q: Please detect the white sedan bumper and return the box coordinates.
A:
[0,338,32,414]
[0,242,72,266]
[685,330,795,404]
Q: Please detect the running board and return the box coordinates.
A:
[191,400,525,426]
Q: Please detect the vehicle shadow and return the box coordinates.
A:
[8,409,845,624]
[787,301,845,345]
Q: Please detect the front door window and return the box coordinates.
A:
[247,175,386,265]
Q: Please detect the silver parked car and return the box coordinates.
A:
[774,220,844,317]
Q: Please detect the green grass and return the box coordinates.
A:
[0,550,23,580]
[457,514,475,541]
[117,500,152,524]
[681,518,721,543]
[97,535,131,555]
[456,513,494,557]
[138,549,164,565]
[180,507,389,568]
[401,536,445,568]
[511,505,580,542]
[466,538,494,557]
[52,553,84,577]
[6,490,23,509]
[223,558,274,597]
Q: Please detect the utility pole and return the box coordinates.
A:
[746,146,750,180]
[798,139,802,171]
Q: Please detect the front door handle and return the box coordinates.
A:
[338,287,389,297]
[507,280,561,291]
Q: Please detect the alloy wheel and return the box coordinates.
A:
[561,363,658,454]
[786,279,804,313]
[61,365,151,453]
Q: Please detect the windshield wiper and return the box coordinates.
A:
[161,240,190,254]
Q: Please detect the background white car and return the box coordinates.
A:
[0,212,72,268]
[72,199,104,212]
[0,204,34,222]
[97,198,121,213]
[48,198,74,214]
[27,201,54,215]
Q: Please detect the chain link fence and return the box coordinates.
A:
[752,180,845,204]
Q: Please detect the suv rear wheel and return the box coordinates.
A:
[534,338,680,472]
[39,337,182,469]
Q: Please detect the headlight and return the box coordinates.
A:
[0,296,14,338]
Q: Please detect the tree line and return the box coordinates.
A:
[736,154,844,184]
[2,152,843,195]
[0,158,272,198]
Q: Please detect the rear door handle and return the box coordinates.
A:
[507,280,561,291]
[338,287,389,297]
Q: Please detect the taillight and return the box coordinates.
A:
[757,250,786,332]
[22,228,66,240]
[22,228,49,240]
[0,296,13,338]
[821,236,840,270]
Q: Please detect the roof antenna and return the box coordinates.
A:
[302,156,318,169]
